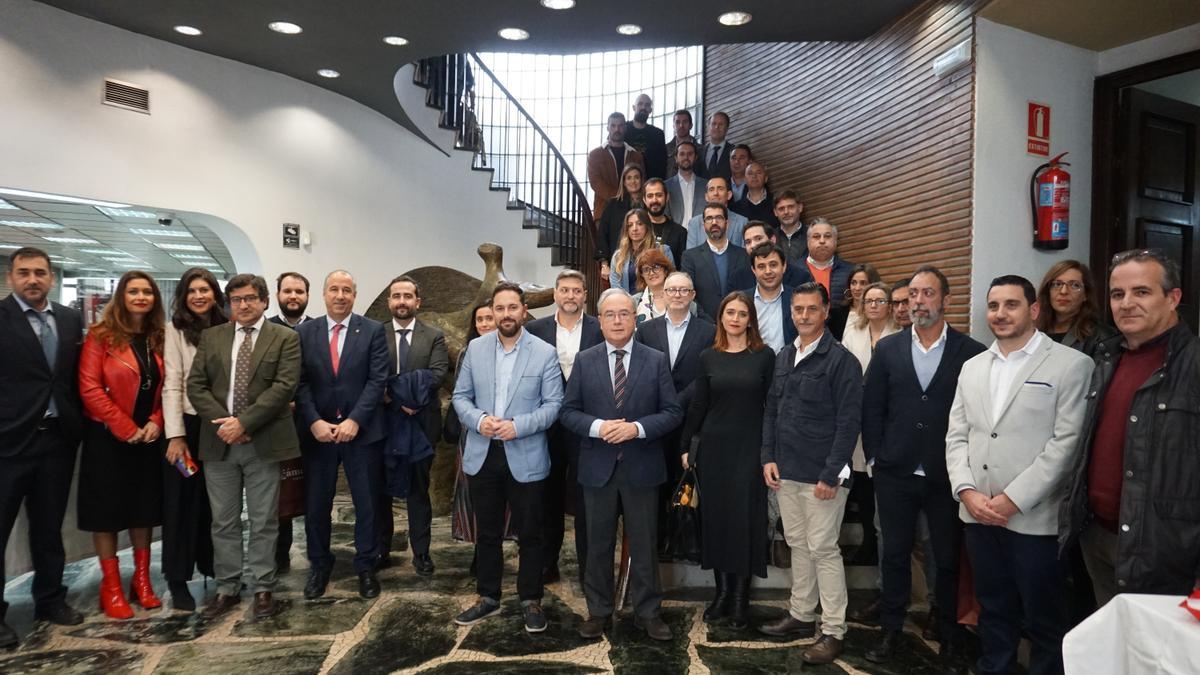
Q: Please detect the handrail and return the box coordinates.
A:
[414,53,600,310]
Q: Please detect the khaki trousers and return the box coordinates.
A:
[778,479,849,638]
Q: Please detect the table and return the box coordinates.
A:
[1063,593,1200,674]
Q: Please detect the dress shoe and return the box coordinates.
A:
[199,593,241,621]
[523,600,548,633]
[252,592,277,621]
[923,604,941,641]
[727,574,751,629]
[454,598,500,626]
[304,568,331,600]
[34,602,84,626]
[412,553,435,577]
[541,565,561,585]
[358,570,381,598]
[168,581,195,612]
[702,569,730,622]
[940,637,970,675]
[578,615,608,639]
[374,554,394,571]
[633,614,673,641]
[802,634,845,664]
[757,614,816,638]
[849,596,881,624]
[865,628,902,663]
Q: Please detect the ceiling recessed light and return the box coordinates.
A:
[382,36,409,46]
[171,254,215,261]
[0,220,62,229]
[616,24,642,36]
[317,69,340,79]
[0,244,21,249]
[155,242,205,251]
[0,188,129,208]
[268,21,303,35]
[96,206,156,219]
[174,25,202,37]
[0,199,16,209]
[540,0,576,9]
[102,256,139,261]
[718,11,752,26]
[42,236,99,244]
[80,248,123,255]
[130,227,193,238]
[498,27,530,41]
[115,263,148,269]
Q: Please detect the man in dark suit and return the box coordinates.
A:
[268,271,312,572]
[0,247,85,646]
[561,288,683,642]
[681,202,751,321]
[742,244,799,354]
[187,274,302,621]
[634,270,715,551]
[525,270,604,584]
[663,109,695,179]
[664,141,705,232]
[295,270,391,600]
[697,111,733,181]
[642,178,688,271]
[728,221,806,292]
[861,265,986,673]
[378,275,449,576]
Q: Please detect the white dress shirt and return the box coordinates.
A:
[227,314,266,413]
[678,173,696,227]
[554,311,584,380]
[664,312,691,367]
[754,285,785,353]
[392,317,415,373]
[987,330,1043,423]
[326,314,350,358]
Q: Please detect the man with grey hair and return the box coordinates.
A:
[561,288,683,641]
[295,270,391,600]
[797,218,855,311]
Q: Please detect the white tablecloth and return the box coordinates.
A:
[1064,593,1200,675]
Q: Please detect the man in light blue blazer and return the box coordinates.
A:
[451,282,564,634]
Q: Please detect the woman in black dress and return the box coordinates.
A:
[78,271,166,619]
[680,291,776,629]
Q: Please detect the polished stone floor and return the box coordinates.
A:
[2,505,952,674]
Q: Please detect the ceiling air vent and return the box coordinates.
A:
[102,78,150,114]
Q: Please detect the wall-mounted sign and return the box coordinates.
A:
[1027,102,1050,157]
[283,223,300,249]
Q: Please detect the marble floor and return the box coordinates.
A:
[2,505,956,674]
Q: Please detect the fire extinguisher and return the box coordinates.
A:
[1030,152,1070,250]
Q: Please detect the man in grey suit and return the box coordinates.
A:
[946,275,1093,675]
[379,275,449,575]
[187,274,302,621]
[452,282,563,633]
[664,140,705,229]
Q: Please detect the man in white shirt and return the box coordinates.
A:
[946,275,1093,675]
[748,244,796,353]
[664,109,695,178]
[698,111,733,181]
[665,140,705,236]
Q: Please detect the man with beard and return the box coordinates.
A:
[861,265,985,673]
[452,282,563,633]
[642,178,688,270]
[665,140,705,234]
[664,109,695,179]
[685,176,748,249]
[773,191,807,263]
[587,112,644,223]
[681,202,751,320]
[378,275,449,576]
[623,94,667,180]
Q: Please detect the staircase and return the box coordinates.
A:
[410,54,599,308]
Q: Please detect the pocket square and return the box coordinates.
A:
[1023,380,1053,388]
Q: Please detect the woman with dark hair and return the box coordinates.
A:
[596,163,645,276]
[680,291,776,629]
[451,301,498,543]
[161,268,227,610]
[78,271,167,619]
[1036,260,1117,357]
[830,263,880,340]
[610,209,673,294]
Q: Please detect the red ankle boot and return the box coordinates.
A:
[129,548,162,609]
[98,557,134,620]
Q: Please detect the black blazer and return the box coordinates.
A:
[0,295,83,456]
[634,314,716,410]
[525,313,605,370]
[295,314,391,446]
[861,326,986,484]
[696,141,734,182]
[385,319,450,445]
[680,243,751,321]
[651,219,689,271]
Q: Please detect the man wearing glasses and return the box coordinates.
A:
[681,202,751,320]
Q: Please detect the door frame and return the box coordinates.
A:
[1091,49,1200,303]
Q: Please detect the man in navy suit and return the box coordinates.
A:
[295,270,391,600]
[696,111,733,181]
[561,288,683,642]
[861,265,986,673]
[452,282,563,633]
[525,270,604,584]
[681,202,751,321]
[0,248,85,647]
[742,243,798,353]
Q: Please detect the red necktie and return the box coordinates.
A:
[330,323,343,375]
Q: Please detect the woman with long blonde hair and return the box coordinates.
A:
[596,163,645,277]
[610,208,672,293]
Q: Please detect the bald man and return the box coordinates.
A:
[624,93,667,180]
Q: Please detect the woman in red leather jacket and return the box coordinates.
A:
[78,271,166,619]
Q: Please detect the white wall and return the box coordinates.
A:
[1,1,557,575]
[970,19,1097,340]
[1098,22,1200,76]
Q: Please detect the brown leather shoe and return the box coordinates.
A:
[802,634,844,664]
[849,597,882,624]
[757,614,816,638]
[578,615,608,639]
[253,592,276,621]
[199,593,241,621]
[633,614,673,641]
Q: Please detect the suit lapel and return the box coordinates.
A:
[900,329,922,388]
[314,317,336,377]
[504,332,534,403]
[993,340,1053,425]
[925,327,960,391]
[385,320,398,373]
[621,343,645,403]
[339,314,362,376]
[249,322,277,374]
[4,296,49,367]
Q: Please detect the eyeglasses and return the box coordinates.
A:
[229,295,263,306]
[601,310,634,321]
[702,215,727,223]
[863,298,889,306]
[663,287,694,296]
[640,264,665,275]
[890,299,909,307]
[1049,280,1085,293]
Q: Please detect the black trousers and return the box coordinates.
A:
[378,454,433,557]
[161,413,214,582]
[964,525,1067,675]
[304,439,383,573]
[874,471,963,635]
[583,459,663,619]
[0,424,77,611]
[470,441,545,602]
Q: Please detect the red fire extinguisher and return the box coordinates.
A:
[1030,152,1070,250]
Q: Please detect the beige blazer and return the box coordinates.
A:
[162,323,197,439]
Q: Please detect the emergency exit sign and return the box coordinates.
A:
[1027,102,1051,156]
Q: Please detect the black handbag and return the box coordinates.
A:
[663,468,702,563]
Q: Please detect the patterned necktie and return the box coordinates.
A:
[232,326,255,416]
[613,349,627,410]
[28,309,56,369]
[396,328,411,374]
[330,323,343,375]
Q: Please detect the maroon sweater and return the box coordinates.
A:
[1087,336,1168,530]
